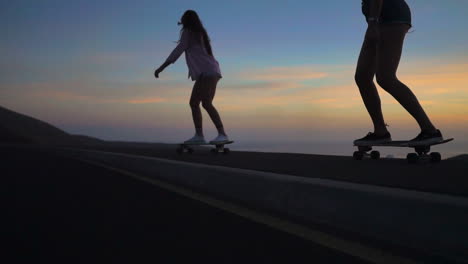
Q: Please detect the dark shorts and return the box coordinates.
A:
[197,72,222,81]
[362,0,412,26]
[201,72,222,78]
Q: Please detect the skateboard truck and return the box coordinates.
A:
[353,138,453,164]
[176,141,234,155]
[407,145,441,164]
[176,144,194,154]
[354,146,381,161]
[354,145,442,164]
[209,144,230,155]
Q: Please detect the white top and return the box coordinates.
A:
[164,30,222,81]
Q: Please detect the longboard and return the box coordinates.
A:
[176,140,234,155]
[353,138,454,163]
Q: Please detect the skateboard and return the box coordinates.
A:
[353,138,454,163]
[176,141,234,155]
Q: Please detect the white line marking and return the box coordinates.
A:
[75,157,420,264]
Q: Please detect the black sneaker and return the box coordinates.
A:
[409,129,443,146]
[354,132,392,145]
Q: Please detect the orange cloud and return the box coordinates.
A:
[222,81,304,91]
[128,97,167,104]
[312,98,339,104]
[240,66,328,81]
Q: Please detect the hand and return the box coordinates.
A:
[155,62,170,78]
[154,68,162,78]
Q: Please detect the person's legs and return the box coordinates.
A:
[375,24,437,133]
[199,75,227,136]
[355,28,389,136]
[189,78,204,137]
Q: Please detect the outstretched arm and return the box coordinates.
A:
[155,30,190,78]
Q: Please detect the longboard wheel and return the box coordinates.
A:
[353,151,364,160]
[430,152,441,163]
[223,148,230,154]
[210,148,218,155]
[407,153,418,164]
[370,151,380,160]
[187,148,194,154]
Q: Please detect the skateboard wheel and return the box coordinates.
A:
[210,148,218,154]
[370,151,380,160]
[353,151,364,160]
[358,146,372,152]
[223,148,230,154]
[187,148,194,154]
[407,153,418,164]
[176,147,183,154]
[430,152,441,163]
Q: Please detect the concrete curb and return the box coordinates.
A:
[63,148,468,261]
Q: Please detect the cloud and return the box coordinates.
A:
[216,65,354,104]
[239,66,328,81]
[311,98,339,104]
[128,97,167,104]
[26,89,168,105]
[30,90,116,103]
[217,59,468,115]
[222,81,304,91]
[0,80,185,103]
[216,83,362,111]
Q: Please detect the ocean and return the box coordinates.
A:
[229,140,468,159]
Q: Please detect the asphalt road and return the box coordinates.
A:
[78,142,468,196]
[2,145,368,264]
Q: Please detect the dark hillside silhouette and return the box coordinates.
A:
[0,124,32,143]
[0,105,102,146]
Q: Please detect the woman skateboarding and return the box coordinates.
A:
[155,10,229,144]
[354,0,443,145]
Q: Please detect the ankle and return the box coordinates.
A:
[216,127,226,136]
[421,127,437,134]
[374,130,389,136]
[374,124,389,136]
[195,128,203,137]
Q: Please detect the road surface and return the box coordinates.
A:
[3,145,368,264]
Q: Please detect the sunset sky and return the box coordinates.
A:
[1,0,468,143]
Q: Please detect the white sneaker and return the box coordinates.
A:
[184,135,206,145]
[209,134,229,144]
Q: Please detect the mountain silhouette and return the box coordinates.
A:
[0,105,102,145]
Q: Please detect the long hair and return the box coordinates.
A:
[178,10,213,56]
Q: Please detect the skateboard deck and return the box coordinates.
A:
[176,141,234,155]
[353,138,454,163]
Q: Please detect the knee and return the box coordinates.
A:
[354,71,373,89]
[376,73,398,91]
[201,100,213,110]
[190,100,200,109]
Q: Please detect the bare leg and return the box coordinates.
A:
[189,75,227,136]
[189,79,203,136]
[376,24,436,132]
[355,27,389,135]
[199,76,227,136]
